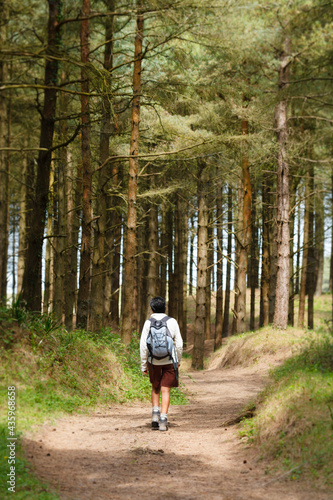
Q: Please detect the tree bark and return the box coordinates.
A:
[17,151,28,297]
[21,0,62,311]
[182,202,188,346]
[260,176,270,327]
[215,183,223,349]
[205,205,213,340]
[77,0,92,329]
[273,38,291,330]
[249,179,257,330]
[90,2,115,331]
[176,194,185,333]
[53,86,67,321]
[222,185,232,338]
[288,179,296,326]
[160,201,167,300]
[0,0,9,305]
[146,180,159,315]
[236,117,251,333]
[64,149,78,330]
[298,172,310,328]
[121,2,144,344]
[307,166,315,329]
[314,179,324,296]
[192,162,209,370]
[43,163,55,314]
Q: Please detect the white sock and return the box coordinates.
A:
[160,413,167,419]
[153,406,160,412]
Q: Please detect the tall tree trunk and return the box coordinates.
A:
[146,182,159,314]
[77,0,92,329]
[17,151,28,297]
[236,118,251,333]
[90,3,115,331]
[166,207,176,318]
[182,203,188,346]
[160,201,167,300]
[205,205,213,340]
[298,172,310,327]
[232,183,240,335]
[288,179,296,327]
[121,2,144,344]
[43,163,55,314]
[192,162,208,370]
[307,166,315,329]
[215,183,223,349]
[314,179,324,296]
[21,0,62,311]
[249,181,257,330]
[260,175,270,327]
[189,213,195,296]
[222,185,232,338]
[330,169,333,293]
[295,187,302,295]
[53,87,67,321]
[64,150,78,330]
[176,194,184,333]
[0,0,9,305]
[273,38,291,330]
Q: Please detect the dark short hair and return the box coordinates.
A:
[150,296,166,313]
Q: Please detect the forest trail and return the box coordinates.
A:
[23,365,330,500]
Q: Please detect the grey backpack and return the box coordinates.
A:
[146,316,178,379]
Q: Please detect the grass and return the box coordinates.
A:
[236,330,333,487]
[0,305,187,498]
[0,424,59,499]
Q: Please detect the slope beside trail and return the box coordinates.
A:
[23,363,330,500]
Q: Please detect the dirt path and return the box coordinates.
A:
[23,366,330,500]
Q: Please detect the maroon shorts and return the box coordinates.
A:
[148,363,178,390]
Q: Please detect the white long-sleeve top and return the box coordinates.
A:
[140,313,183,372]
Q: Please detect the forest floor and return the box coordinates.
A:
[22,354,332,500]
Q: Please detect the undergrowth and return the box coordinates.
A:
[239,331,333,487]
[0,304,187,498]
[0,424,59,499]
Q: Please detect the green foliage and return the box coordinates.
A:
[0,306,187,432]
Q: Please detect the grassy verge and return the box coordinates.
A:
[0,305,187,498]
[237,331,333,487]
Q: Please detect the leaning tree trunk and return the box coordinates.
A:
[21,0,62,311]
[77,0,92,330]
[192,162,209,370]
[121,2,144,344]
[273,38,291,330]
